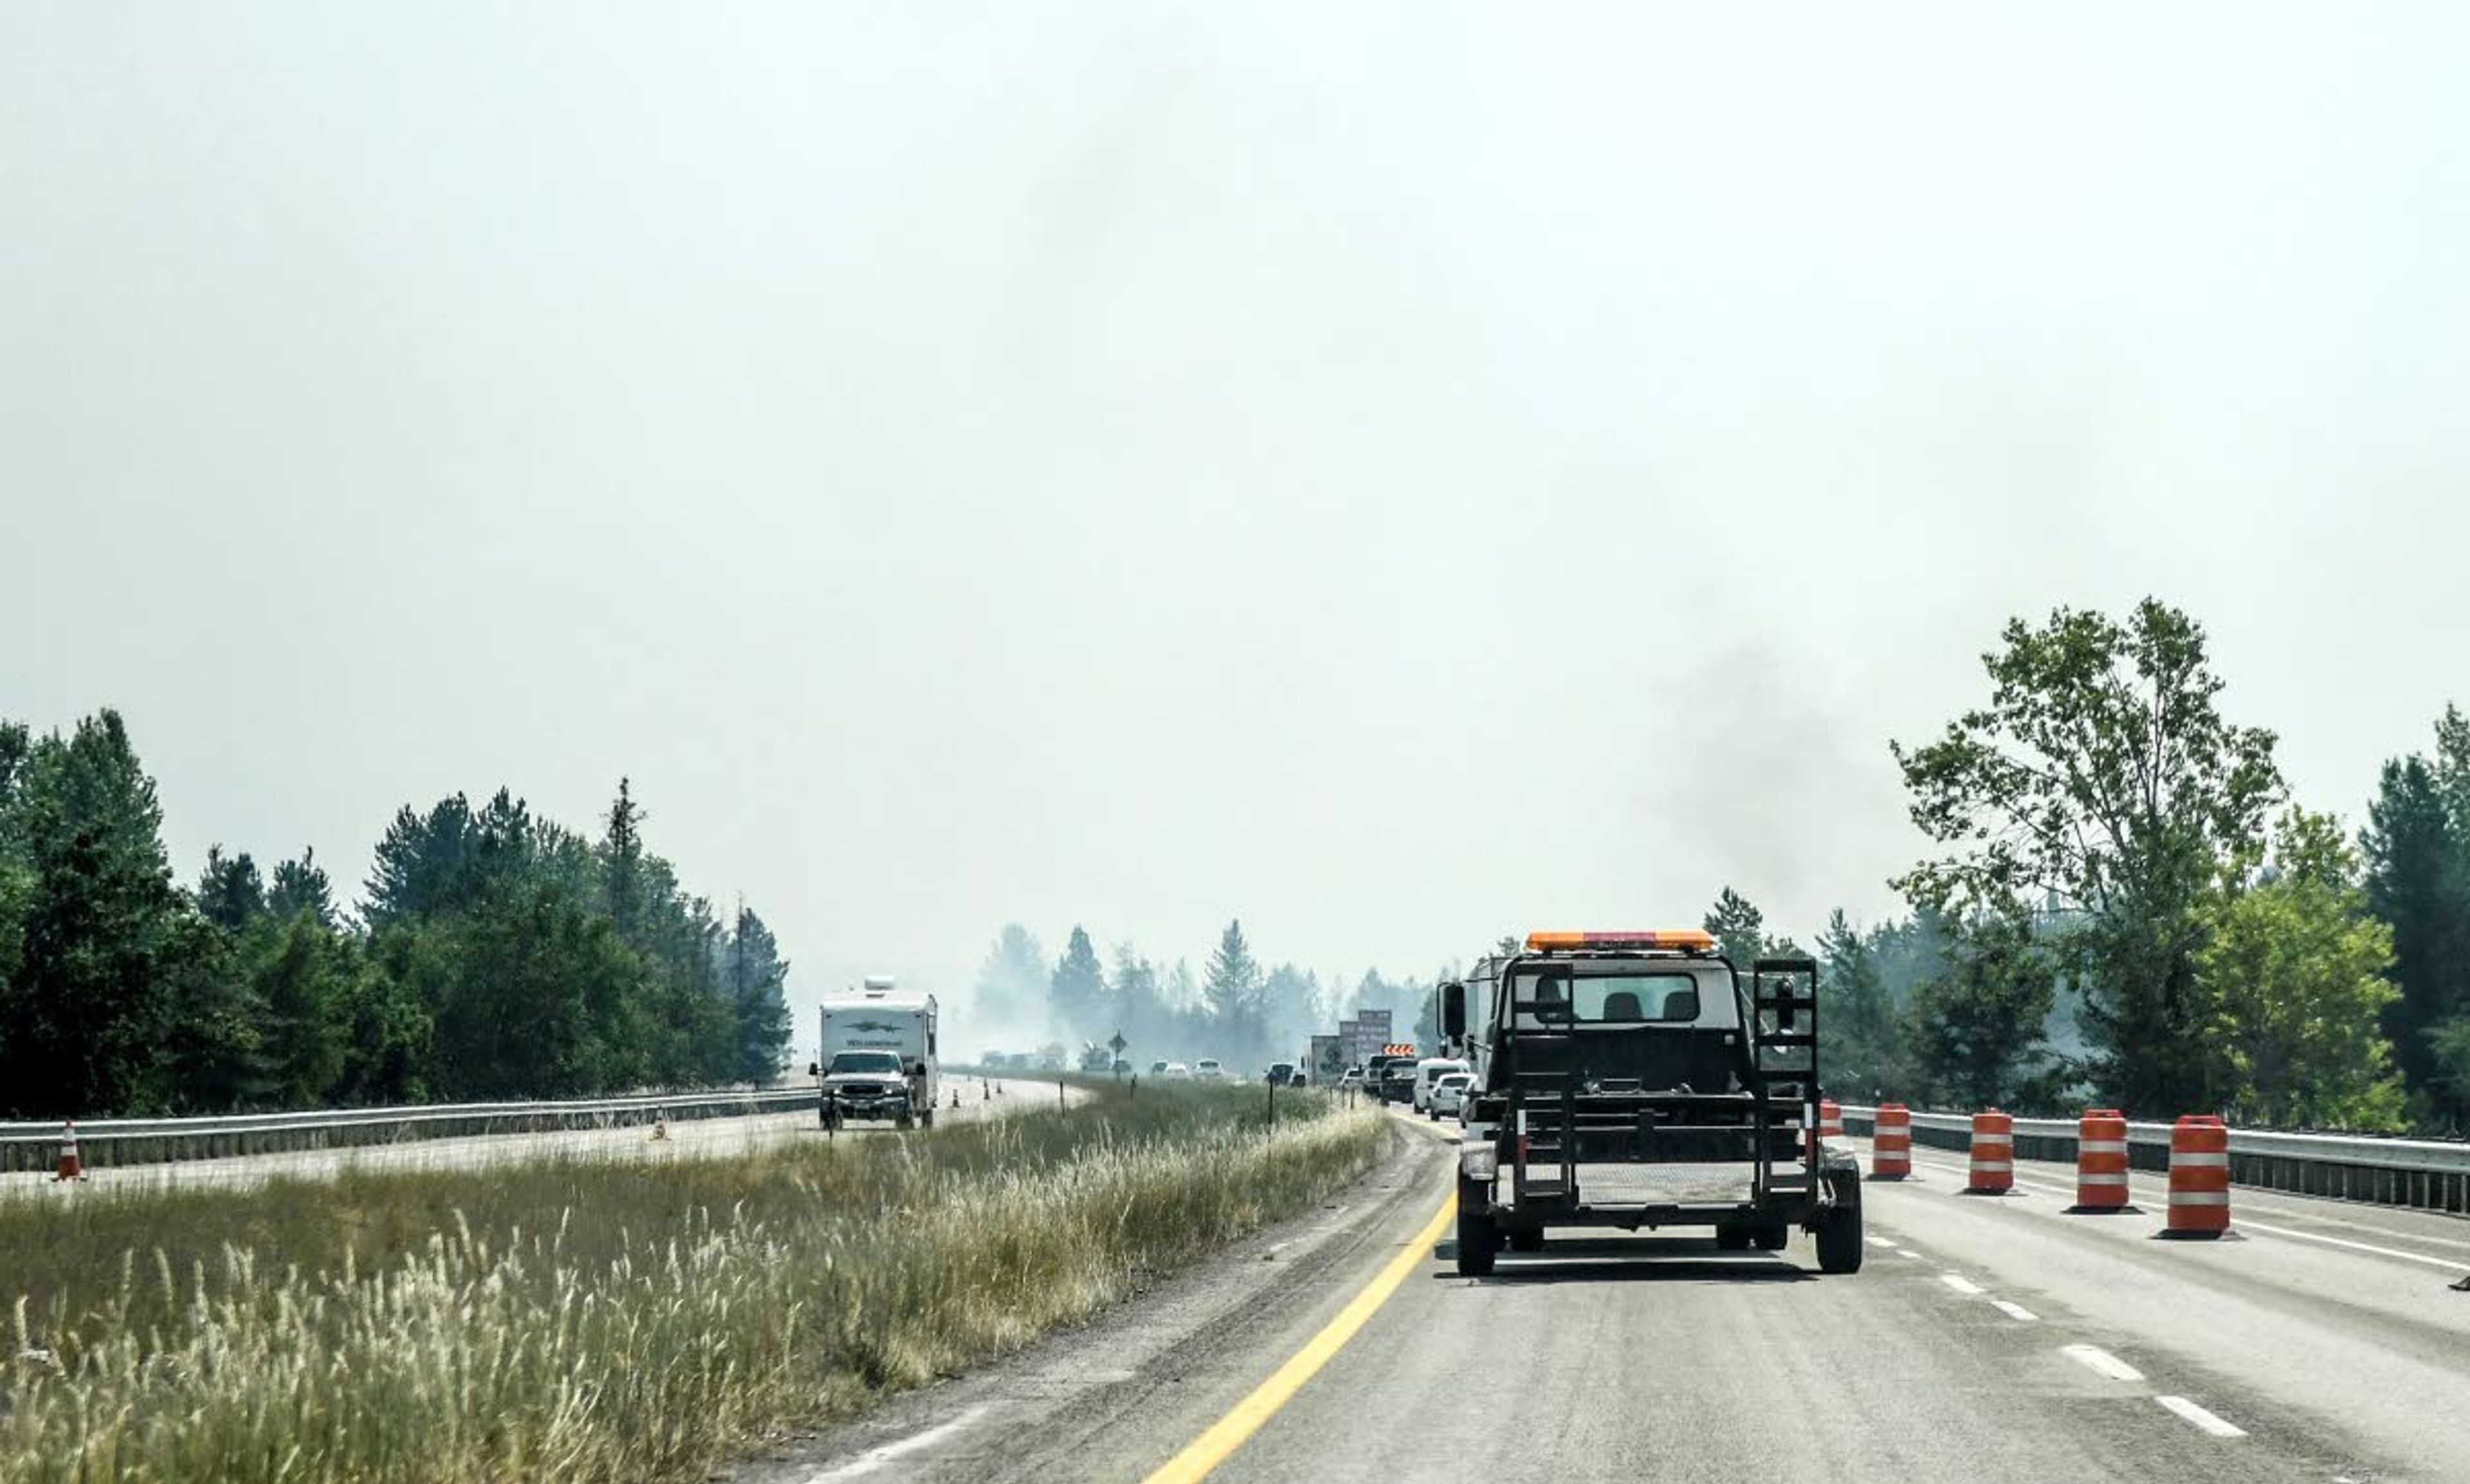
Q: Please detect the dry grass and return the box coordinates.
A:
[0,1084,1386,1484]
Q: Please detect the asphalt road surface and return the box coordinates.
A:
[1,1076,1077,1201]
[746,1108,2470,1484]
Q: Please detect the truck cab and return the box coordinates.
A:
[814,977,939,1131]
[1441,930,1861,1277]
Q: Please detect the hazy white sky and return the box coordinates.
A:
[7,5,2467,1014]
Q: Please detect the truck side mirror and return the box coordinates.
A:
[1440,982,1467,1040]
[807,1061,820,1077]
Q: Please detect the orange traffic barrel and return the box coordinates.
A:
[1872,1103,1912,1178]
[1967,1110,2014,1193]
[1818,1099,1843,1142]
[2166,1115,2229,1236]
[2074,1108,2129,1211]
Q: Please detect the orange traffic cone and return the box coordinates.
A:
[54,1121,86,1182]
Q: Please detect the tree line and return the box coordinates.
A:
[1779,598,2467,1133]
[969,919,1438,1071]
[0,711,792,1118]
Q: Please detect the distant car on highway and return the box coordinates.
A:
[1288,1068,1309,1088]
[1266,1061,1297,1086]
[1165,1061,1192,1079]
[1337,1068,1364,1092]
[1194,1059,1225,1081]
[1149,1060,1169,1075]
[1429,1072,1472,1120]
[1413,1057,1470,1113]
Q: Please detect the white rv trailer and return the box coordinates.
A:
[812,976,940,1130]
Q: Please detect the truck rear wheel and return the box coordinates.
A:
[921,1108,936,1130]
[1456,1208,1499,1276]
[1817,1176,1865,1274]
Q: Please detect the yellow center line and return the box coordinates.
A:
[1141,1189,1458,1484]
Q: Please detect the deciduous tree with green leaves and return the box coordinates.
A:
[2197,809,2405,1130]
[1892,600,2282,1114]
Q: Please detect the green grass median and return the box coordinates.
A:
[0,1083,1387,1484]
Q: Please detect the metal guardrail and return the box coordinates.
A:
[1839,1105,2470,1216]
[0,1088,819,1175]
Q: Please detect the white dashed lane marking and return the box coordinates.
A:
[2061,1344,2145,1383]
[2155,1395,2247,1438]
[1939,1274,1985,1296]
[1990,1300,2038,1322]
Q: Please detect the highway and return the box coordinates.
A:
[0,1077,1076,1200]
[747,1108,2470,1484]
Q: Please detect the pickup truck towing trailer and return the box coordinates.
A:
[814,978,939,1131]
[1364,1050,1420,1104]
[1441,930,1861,1277]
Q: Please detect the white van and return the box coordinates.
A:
[1412,1057,1471,1113]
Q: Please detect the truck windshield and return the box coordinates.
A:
[827,1052,904,1075]
[1512,970,1702,1025]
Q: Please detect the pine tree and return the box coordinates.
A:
[1903,911,2061,1109]
[725,905,792,1083]
[250,910,355,1106]
[2363,732,2470,1117]
[1050,926,1106,1035]
[973,924,1048,1029]
[602,778,646,948]
[0,712,185,1116]
[1205,919,1262,1024]
[1704,887,1766,968]
[361,794,477,931]
[266,848,336,927]
[196,846,266,930]
[1109,944,1164,1061]
[1817,908,1898,1097]
[160,911,273,1111]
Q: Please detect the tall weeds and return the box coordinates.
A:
[0,1085,1386,1484]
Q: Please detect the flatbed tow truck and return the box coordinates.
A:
[1440,930,1862,1277]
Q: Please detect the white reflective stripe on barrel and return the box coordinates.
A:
[1969,1160,2014,1173]
[2171,1152,2229,1168]
[2079,1140,2129,1153]
[2170,1191,2230,1205]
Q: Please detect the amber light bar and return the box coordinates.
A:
[1524,930,1719,953]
